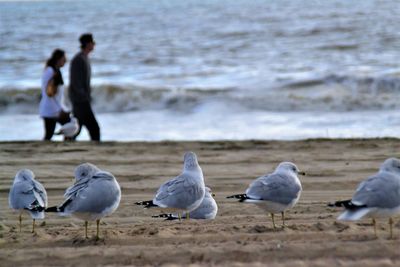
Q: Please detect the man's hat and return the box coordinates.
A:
[79,33,95,47]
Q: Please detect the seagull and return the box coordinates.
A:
[152,186,218,220]
[227,162,304,229]
[55,117,79,138]
[46,163,121,239]
[136,151,205,220]
[9,169,47,233]
[329,157,400,239]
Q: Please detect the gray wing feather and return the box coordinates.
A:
[352,172,400,208]
[64,176,120,214]
[154,173,203,209]
[32,179,47,207]
[64,177,91,198]
[246,173,301,205]
[155,176,185,201]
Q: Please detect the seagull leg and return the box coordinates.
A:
[85,221,88,239]
[281,212,285,228]
[96,219,100,240]
[372,218,377,238]
[178,213,182,221]
[32,219,35,233]
[19,214,22,233]
[270,213,276,230]
[389,217,393,239]
[186,212,190,220]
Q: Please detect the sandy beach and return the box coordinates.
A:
[0,139,399,267]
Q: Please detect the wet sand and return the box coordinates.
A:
[0,139,399,267]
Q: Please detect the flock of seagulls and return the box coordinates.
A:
[8,152,400,239]
[9,163,121,239]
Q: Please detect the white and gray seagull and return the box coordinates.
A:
[55,116,79,138]
[136,151,206,220]
[46,163,121,239]
[152,186,218,220]
[227,162,305,229]
[329,157,400,239]
[9,169,47,233]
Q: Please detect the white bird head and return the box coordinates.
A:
[74,163,101,181]
[14,169,35,183]
[276,162,305,176]
[380,157,400,174]
[183,151,199,170]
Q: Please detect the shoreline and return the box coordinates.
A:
[2,111,400,142]
[1,136,400,143]
[1,139,399,266]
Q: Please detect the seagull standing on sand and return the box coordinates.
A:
[9,169,47,233]
[46,163,121,239]
[227,162,305,229]
[153,186,218,220]
[329,157,400,239]
[55,117,79,138]
[136,151,206,220]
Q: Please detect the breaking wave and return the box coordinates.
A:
[1,74,400,114]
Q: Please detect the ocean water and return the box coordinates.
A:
[1,0,400,141]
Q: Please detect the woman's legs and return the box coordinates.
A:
[43,114,72,141]
[43,118,57,140]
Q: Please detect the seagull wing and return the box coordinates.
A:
[352,172,400,208]
[246,173,301,205]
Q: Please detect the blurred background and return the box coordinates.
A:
[1,0,400,141]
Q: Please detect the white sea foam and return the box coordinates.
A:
[1,109,400,141]
[1,74,400,115]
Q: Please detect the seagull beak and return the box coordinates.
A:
[212,193,216,197]
[298,171,306,176]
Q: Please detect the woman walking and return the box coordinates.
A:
[39,49,71,140]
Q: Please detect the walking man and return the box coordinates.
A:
[69,33,100,141]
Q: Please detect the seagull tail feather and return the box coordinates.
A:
[135,200,158,208]
[338,208,370,221]
[226,193,249,202]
